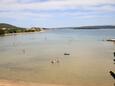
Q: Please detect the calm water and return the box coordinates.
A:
[0,29,115,86]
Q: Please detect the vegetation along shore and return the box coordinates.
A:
[0,23,47,35]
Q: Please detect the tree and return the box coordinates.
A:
[0,29,5,35]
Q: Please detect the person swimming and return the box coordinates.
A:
[51,58,60,64]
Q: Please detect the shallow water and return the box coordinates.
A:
[0,29,115,86]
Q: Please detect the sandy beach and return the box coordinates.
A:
[0,80,70,86]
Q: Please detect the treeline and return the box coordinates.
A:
[0,28,26,34]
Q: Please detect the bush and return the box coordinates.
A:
[0,29,5,35]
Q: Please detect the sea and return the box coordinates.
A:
[0,28,115,86]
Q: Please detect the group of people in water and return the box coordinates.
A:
[51,58,60,64]
[50,53,70,64]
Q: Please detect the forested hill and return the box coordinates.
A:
[0,23,26,30]
[0,23,44,35]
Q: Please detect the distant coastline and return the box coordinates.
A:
[0,23,115,35]
[55,25,115,29]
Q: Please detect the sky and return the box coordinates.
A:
[0,0,115,28]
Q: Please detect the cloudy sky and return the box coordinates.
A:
[0,0,115,28]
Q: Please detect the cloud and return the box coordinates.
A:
[0,0,115,11]
[0,11,52,20]
[0,0,115,23]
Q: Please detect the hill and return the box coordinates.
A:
[0,23,26,30]
[0,23,45,35]
[55,25,115,29]
[0,23,26,35]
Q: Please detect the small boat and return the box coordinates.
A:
[64,53,70,55]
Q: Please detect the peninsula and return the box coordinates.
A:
[0,23,46,35]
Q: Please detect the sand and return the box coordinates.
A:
[0,80,69,86]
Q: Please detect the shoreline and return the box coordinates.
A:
[0,30,47,36]
[0,79,70,86]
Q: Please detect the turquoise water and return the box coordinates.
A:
[0,29,115,86]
